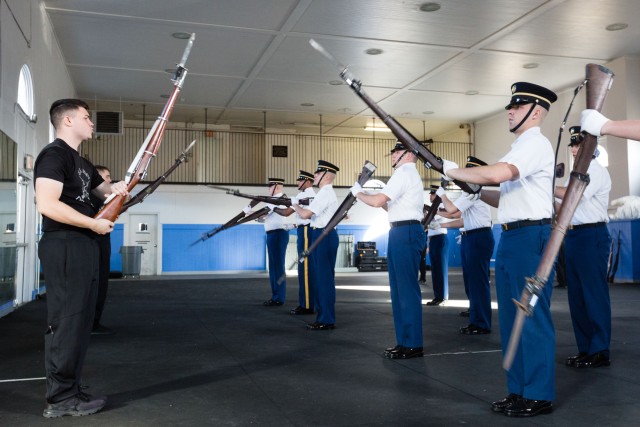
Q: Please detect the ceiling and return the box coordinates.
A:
[42,0,640,139]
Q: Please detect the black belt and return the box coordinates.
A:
[569,221,606,230]
[461,226,491,236]
[501,218,551,232]
[390,220,420,228]
[266,229,286,234]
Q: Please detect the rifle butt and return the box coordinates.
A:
[585,64,614,111]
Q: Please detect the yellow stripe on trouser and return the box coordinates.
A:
[303,226,310,308]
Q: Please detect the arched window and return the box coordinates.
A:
[17,64,36,121]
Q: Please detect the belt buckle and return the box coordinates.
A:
[502,223,509,231]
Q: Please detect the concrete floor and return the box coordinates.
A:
[0,269,638,426]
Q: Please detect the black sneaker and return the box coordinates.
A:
[43,393,107,418]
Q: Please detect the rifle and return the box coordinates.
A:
[502,64,615,370]
[277,160,377,284]
[421,197,441,231]
[95,33,195,222]
[230,192,311,207]
[309,39,480,195]
[120,140,196,214]
[192,199,264,245]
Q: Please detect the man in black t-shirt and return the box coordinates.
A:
[34,99,128,418]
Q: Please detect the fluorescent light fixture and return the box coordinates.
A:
[364,126,392,132]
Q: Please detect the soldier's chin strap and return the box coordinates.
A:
[392,150,408,169]
[316,171,327,188]
[509,103,537,133]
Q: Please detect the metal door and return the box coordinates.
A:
[128,214,158,276]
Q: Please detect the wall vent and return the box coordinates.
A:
[92,111,123,135]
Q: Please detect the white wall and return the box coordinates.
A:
[0,0,77,308]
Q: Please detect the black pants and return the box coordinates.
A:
[94,234,111,327]
[39,231,99,403]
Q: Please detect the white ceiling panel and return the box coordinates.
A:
[292,0,548,47]
[42,0,640,140]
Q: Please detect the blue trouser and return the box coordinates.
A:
[461,228,495,330]
[565,224,611,357]
[388,223,426,348]
[309,228,339,325]
[297,225,313,310]
[266,229,289,303]
[495,224,555,401]
[428,234,449,300]
[39,231,99,403]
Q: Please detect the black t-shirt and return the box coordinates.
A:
[34,138,105,235]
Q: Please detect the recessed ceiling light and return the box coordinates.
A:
[606,22,628,31]
[465,90,479,96]
[329,80,343,86]
[301,103,315,107]
[365,48,383,55]
[172,32,191,39]
[419,2,441,12]
[422,111,434,115]
[338,107,352,113]
[523,63,539,69]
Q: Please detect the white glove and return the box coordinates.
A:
[350,182,363,196]
[427,221,441,230]
[455,234,462,245]
[435,187,446,197]
[466,192,481,202]
[290,196,299,206]
[580,109,609,137]
[284,223,296,231]
[242,205,252,214]
[442,159,459,176]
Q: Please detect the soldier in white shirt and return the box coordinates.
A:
[444,82,558,417]
[292,160,340,330]
[438,156,495,335]
[425,186,449,306]
[257,178,288,306]
[555,126,612,369]
[273,170,317,315]
[352,142,426,359]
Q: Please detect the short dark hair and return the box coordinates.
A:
[49,99,90,128]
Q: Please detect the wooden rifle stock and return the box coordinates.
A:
[503,64,614,370]
[95,34,195,222]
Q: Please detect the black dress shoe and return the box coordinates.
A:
[384,344,401,353]
[565,352,588,366]
[263,299,283,306]
[504,397,553,417]
[306,321,335,330]
[290,306,314,315]
[575,351,610,368]
[459,309,470,317]
[426,298,444,306]
[459,324,491,335]
[386,346,424,359]
[491,393,521,413]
